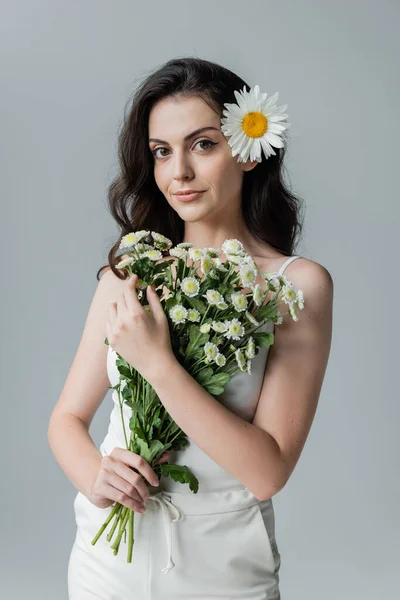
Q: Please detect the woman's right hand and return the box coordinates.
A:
[88,447,170,512]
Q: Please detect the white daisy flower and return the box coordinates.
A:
[245,310,260,326]
[151,231,173,250]
[234,348,247,370]
[142,249,163,261]
[226,253,246,266]
[230,291,248,312]
[289,303,299,322]
[168,304,188,324]
[263,274,281,293]
[272,310,283,325]
[281,282,298,305]
[135,230,151,242]
[216,301,229,310]
[188,247,204,261]
[224,318,245,341]
[211,321,228,333]
[245,336,256,359]
[215,353,227,367]
[296,289,305,310]
[239,264,258,287]
[176,241,193,249]
[245,360,252,375]
[252,284,264,307]
[187,309,201,322]
[180,276,200,297]
[204,342,219,361]
[119,232,139,249]
[203,247,220,258]
[116,256,136,269]
[242,254,258,271]
[170,247,188,259]
[222,239,245,255]
[213,258,229,272]
[203,289,225,306]
[220,85,290,163]
[200,255,213,276]
[199,323,211,333]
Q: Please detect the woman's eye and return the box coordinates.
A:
[151,139,217,160]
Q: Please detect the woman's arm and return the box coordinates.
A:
[147,259,334,501]
[47,267,124,497]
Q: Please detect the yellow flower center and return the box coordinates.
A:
[242,112,268,138]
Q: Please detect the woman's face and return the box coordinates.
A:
[148,95,257,223]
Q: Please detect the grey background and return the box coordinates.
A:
[1,1,398,598]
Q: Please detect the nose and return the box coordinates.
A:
[172,149,194,182]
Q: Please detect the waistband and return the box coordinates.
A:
[144,486,264,574]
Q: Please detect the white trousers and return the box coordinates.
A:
[68,486,281,599]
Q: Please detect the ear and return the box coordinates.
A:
[240,158,259,173]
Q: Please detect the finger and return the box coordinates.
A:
[113,460,152,504]
[105,473,144,511]
[124,273,143,314]
[117,448,160,487]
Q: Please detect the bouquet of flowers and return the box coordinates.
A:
[91,230,304,561]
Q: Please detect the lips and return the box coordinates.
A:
[174,191,205,202]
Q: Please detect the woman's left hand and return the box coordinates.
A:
[106,273,175,384]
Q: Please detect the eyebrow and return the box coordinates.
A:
[148,126,220,145]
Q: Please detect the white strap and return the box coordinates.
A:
[278,255,300,276]
[146,490,183,573]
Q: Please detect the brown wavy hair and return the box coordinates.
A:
[96,57,304,281]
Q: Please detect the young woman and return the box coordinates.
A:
[48,57,333,599]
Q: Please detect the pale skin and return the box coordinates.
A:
[48,94,333,511]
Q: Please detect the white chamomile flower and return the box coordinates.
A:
[203,247,220,259]
[116,256,136,269]
[289,303,299,322]
[203,289,225,306]
[180,276,200,297]
[200,255,213,275]
[168,304,188,324]
[264,274,281,293]
[199,323,211,333]
[226,253,246,266]
[211,321,228,333]
[245,336,256,359]
[234,348,246,370]
[151,231,172,250]
[142,249,163,261]
[296,289,305,310]
[242,254,258,271]
[176,241,193,249]
[230,291,248,312]
[135,230,151,242]
[187,309,201,322]
[252,284,264,307]
[222,239,245,255]
[213,258,228,272]
[204,342,219,361]
[188,247,204,261]
[245,310,260,326]
[215,353,227,367]
[239,264,258,287]
[169,247,188,259]
[281,282,298,305]
[272,310,283,325]
[119,232,139,249]
[224,318,245,341]
[220,85,290,163]
[216,301,229,310]
[245,360,252,375]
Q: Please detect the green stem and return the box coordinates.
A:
[127,508,135,562]
[106,504,124,543]
[90,502,121,546]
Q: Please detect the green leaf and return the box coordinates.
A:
[158,464,199,493]
[253,332,274,348]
